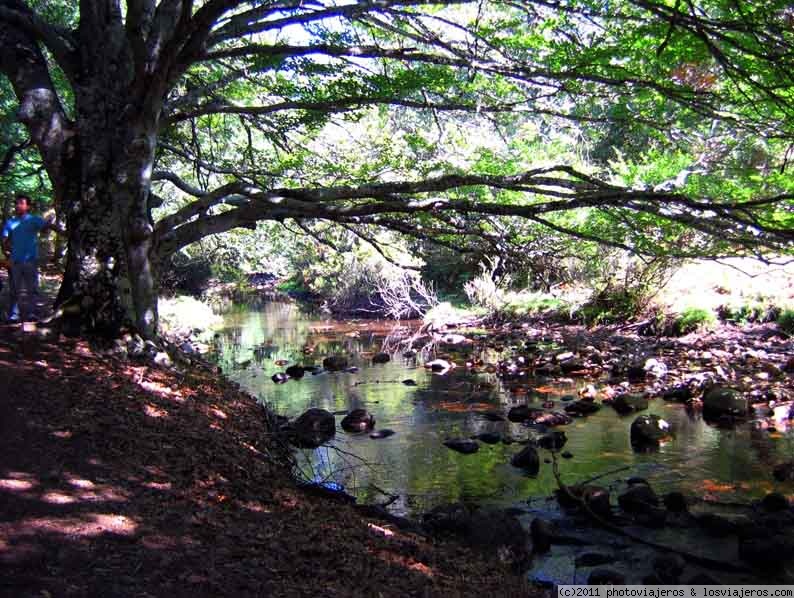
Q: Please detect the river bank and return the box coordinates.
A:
[0,317,530,597]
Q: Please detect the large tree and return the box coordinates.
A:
[0,0,792,337]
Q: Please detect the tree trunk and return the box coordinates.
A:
[54,20,160,339]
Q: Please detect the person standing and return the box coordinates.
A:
[2,194,58,322]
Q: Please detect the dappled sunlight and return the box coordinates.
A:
[16,513,137,538]
[144,403,169,418]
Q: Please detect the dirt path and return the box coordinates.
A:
[0,288,529,597]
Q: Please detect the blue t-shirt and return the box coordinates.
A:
[2,214,46,262]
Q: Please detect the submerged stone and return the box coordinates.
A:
[510,445,540,474]
[322,354,349,371]
[443,438,480,454]
[630,414,672,449]
[340,408,375,433]
[290,408,336,448]
[703,386,749,417]
[372,352,391,364]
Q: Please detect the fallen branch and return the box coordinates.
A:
[550,452,750,573]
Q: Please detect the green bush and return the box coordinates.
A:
[673,307,717,335]
[778,309,794,335]
[717,301,780,324]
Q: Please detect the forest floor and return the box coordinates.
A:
[0,273,531,598]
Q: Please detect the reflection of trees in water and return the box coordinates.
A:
[215,303,794,515]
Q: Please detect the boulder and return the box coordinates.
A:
[555,485,611,519]
[626,363,646,383]
[465,509,529,563]
[538,431,567,450]
[372,352,391,364]
[644,358,668,378]
[507,405,543,422]
[761,492,790,512]
[425,359,454,372]
[369,429,395,439]
[474,432,502,444]
[424,505,528,563]
[443,438,480,454]
[290,408,336,448]
[423,503,470,535]
[340,409,376,433]
[663,385,693,402]
[564,401,601,416]
[530,518,558,553]
[510,445,540,474]
[271,372,289,384]
[322,355,349,371]
[630,414,672,449]
[703,386,749,417]
[611,393,649,415]
[285,365,305,379]
[618,484,659,514]
[534,411,573,427]
[663,491,688,513]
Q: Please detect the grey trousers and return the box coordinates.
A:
[9,260,39,319]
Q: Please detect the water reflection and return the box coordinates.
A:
[211,302,794,516]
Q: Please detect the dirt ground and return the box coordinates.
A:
[0,277,530,597]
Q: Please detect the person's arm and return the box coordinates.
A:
[1,222,10,257]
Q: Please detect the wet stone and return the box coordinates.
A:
[372,352,390,364]
[322,355,349,371]
[663,491,688,513]
[511,445,540,474]
[538,431,567,450]
[474,432,502,445]
[761,492,790,512]
[369,429,395,439]
[340,409,375,433]
[618,484,659,514]
[443,438,480,454]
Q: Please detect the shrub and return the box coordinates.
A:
[778,309,794,335]
[673,307,717,335]
[717,301,780,324]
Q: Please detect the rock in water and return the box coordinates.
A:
[372,352,391,364]
[538,431,567,450]
[290,408,336,448]
[618,484,659,514]
[285,364,305,379]
[703,386,749,417]
[611,393,648,415]
[271,372,289,384]
[322,354,349,371]
[510,445,540,474]
[475,432,502,444]
[443,438,480,454]
[340,408,375,433]
[630,414,672,450]
[369,429,395,439]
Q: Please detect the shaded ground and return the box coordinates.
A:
[0,277,529,597]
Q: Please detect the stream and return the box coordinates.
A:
[210,301,794,585]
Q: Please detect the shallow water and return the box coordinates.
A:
[211,302,794,523]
